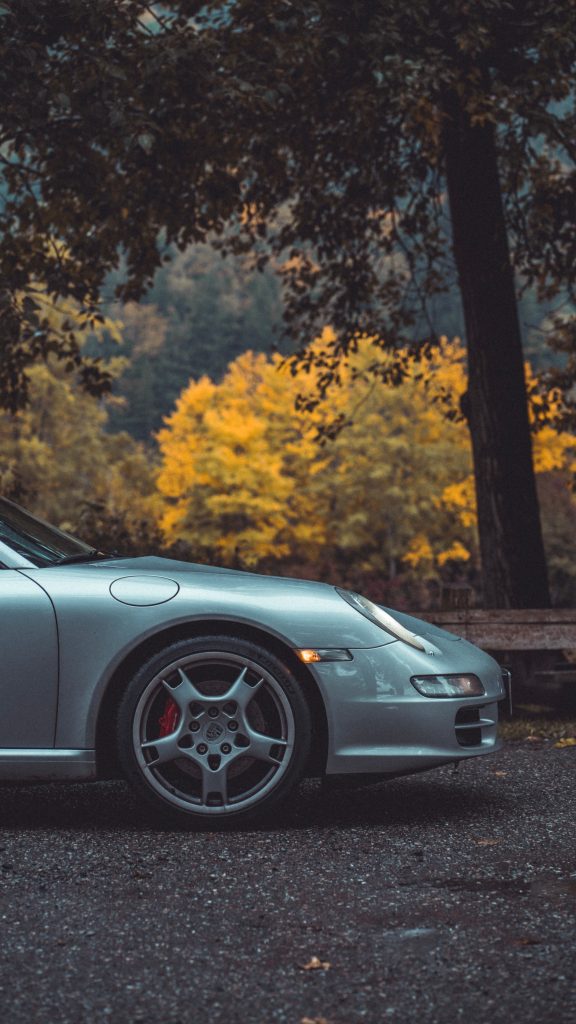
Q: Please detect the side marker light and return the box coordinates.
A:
[297,649,353,663]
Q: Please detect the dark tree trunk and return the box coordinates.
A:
[443,99,550,609]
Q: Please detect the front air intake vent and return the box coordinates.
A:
[454,706,496,747]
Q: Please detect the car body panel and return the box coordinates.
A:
[0,748,96,781]
[0,571,59,747]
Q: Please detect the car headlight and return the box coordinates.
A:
[410,674,485,698]
[336,588,428,651]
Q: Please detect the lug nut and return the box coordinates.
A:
[190,721,200,732]
[228,721,238,731]
[197,743,208,755]
[221,743,232,754]
[208,708,219,719]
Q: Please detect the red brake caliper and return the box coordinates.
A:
[158,697,180,737]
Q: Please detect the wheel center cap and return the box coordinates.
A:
[205,720,224,741]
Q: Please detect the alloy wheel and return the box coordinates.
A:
[131,649,297,817]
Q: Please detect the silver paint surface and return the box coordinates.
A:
[0,571,58,747]
[0,749,96,780]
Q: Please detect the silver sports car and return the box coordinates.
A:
[0,497,506,824]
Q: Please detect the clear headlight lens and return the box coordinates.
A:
[411,674,485,698]
[336,588,427,651]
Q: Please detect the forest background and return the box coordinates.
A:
[2,2,576,610]
[1,243,575,609]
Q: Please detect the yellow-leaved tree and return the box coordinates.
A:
[157,354,330,565]
[0,292,160,550]
[0,358,160,545]
[157,332,576,599]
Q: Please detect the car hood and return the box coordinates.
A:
[26,557,397,649]
[97,555,250,575]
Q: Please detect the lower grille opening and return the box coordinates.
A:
[455,706,483,747]
[456,707,481,725]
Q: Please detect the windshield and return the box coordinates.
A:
[0,497,97,567]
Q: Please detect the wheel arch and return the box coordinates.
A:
[95,618,329,780]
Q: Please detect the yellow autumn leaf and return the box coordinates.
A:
[437,540,471,566]
[403,534,434,567]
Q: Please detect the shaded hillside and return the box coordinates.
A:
[101,245,283,440]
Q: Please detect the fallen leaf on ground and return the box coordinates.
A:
[525,735,543,742]
[493,771,508,777]
[554,737,576,748]
[301,1017,330,1024]
[299,956,332,971]
[474,839,501,846]
[512,936,541,947]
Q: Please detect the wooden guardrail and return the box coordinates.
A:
[412,609,576,651]
[411,608,576,690]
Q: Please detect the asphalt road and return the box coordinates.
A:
[0,743,574,1024]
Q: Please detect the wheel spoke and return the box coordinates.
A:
[225,665,263,710]
[142,732,186,766]
[245,728,287,764]
[201,761,228,806]
[161,668,205,714]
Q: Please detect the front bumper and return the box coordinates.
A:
[310,639,505,776]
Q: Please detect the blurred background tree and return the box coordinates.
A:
[156,334,576,605]
[0,355,162,553]
[102,246,282,440]
[0,290,161,552]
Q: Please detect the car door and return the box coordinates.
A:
[0,569,59,747]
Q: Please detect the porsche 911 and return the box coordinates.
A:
[0,497,507,824]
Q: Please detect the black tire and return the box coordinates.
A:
[116,635,312,826]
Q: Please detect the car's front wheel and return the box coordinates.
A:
[117,636,312,825]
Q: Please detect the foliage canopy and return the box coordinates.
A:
[2,0,576,604]
[3,1,575,395]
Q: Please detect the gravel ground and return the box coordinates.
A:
[0,743,574,1024]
